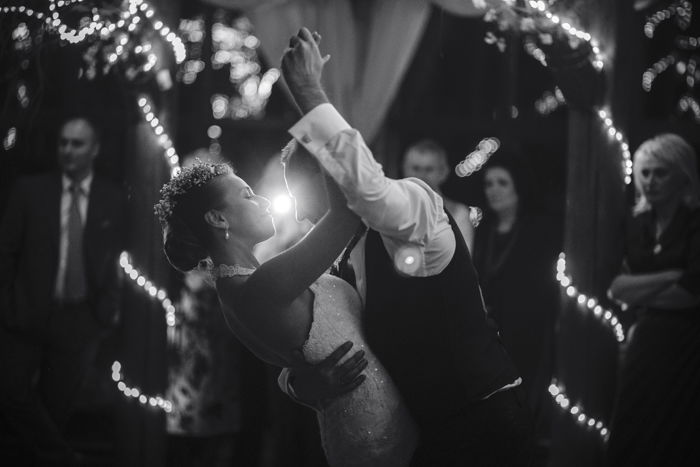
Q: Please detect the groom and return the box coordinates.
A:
[280,28,534,466]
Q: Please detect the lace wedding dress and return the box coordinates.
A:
[303,274,418,467]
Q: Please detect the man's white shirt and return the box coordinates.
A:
[289,103,455,303]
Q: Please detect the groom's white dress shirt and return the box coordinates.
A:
[289,103,456,303]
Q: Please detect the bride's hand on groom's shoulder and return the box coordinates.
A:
[290,341,368,408]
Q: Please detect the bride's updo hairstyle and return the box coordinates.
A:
[154,161,234,272]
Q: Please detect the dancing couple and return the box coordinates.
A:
[155,28,534,467]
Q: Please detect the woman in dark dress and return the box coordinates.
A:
[607,133,700,467]
[472,160,560,460]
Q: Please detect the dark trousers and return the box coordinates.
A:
[0,301,102,460]
[410,386,536,467]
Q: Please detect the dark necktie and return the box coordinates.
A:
[335,224,367,289]
[64,183,87,301]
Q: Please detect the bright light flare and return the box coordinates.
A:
[272,194,292,214]
[394,245,422,276]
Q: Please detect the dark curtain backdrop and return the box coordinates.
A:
[549,1,626,466]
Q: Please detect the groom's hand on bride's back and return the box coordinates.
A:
[290,341,368,408]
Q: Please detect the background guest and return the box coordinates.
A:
[165,268,244,467]
[0,116,125,464]
[402,139,476,252]
[606,133,700,467]
[472,157,560,464]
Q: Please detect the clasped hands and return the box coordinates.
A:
[281,27,331,114]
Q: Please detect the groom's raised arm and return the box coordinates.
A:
[282,28,455,276]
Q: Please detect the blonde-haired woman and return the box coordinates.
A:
[607,133,700,466]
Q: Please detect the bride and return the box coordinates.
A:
[154,160,417,467]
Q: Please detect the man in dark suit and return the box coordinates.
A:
[0,116,125,463]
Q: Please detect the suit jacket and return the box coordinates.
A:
[0,173,125,334]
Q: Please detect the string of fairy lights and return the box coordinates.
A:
[506,2,635,187]
[596,107,633,185]
[641,0,699,123]
[642,53,676,92]
[548,381,610,440]
[525,0,605,70]
[516,2,634,185]
[111,361,173,413]
[112,251,177,412]
[112,95,183,411]
[119,252,177,328]
[1,0,185,64]
[136,95,181,178]
[556,253,625,343]
[643,0,693,39]
[525,0,629,440]
[475,0,636,440]
[102,97,181,412]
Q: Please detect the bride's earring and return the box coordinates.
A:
[225,228,230,240]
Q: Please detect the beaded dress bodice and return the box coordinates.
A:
[304,274,418,467]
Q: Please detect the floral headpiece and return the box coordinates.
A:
[280,138,298,165]
[154,160,232,225]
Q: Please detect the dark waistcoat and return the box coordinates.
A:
[362,213,519,425]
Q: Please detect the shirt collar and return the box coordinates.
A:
[62,172,93,196]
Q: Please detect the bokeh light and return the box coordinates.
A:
[272,194,292,215]
[393,245,422,276]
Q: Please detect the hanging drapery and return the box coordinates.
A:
[202,0,493,143]
[204,0,493,17]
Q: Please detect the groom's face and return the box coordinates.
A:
[284,151,328,224]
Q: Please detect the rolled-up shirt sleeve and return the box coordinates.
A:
[289,104,455,276]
